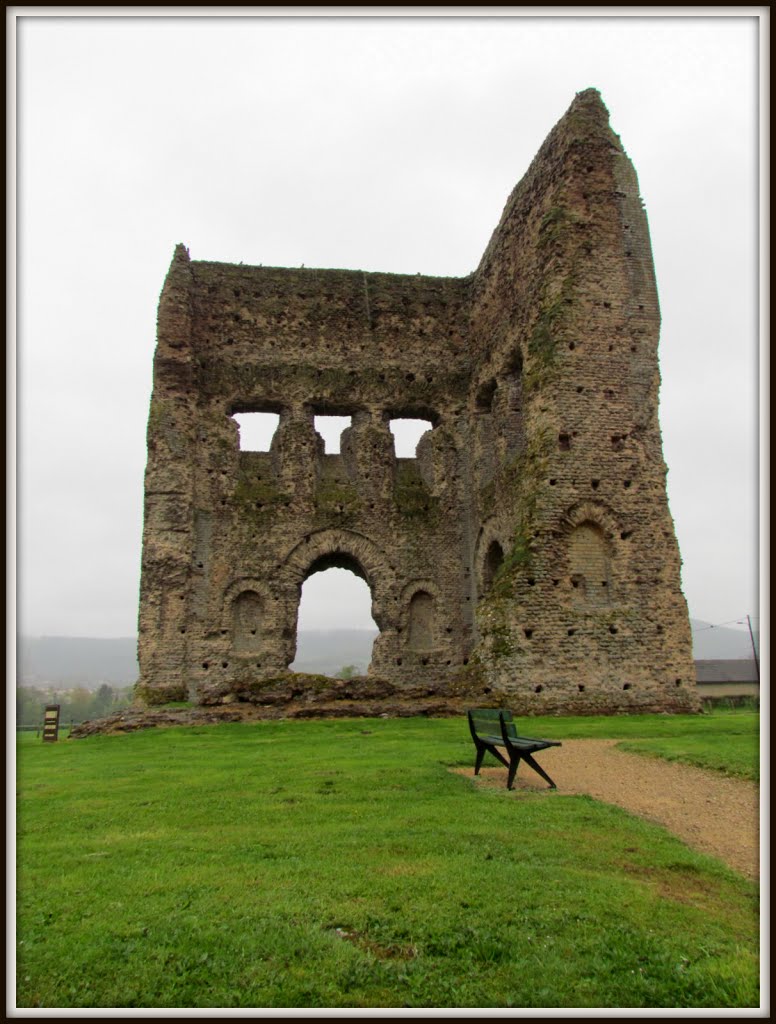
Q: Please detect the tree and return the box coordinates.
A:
[64,687,94,724]
[337,665,359,679]
[90,684,115,718]
[16,687,48,729]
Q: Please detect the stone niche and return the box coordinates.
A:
[136,88,700,716]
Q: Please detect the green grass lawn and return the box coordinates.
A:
[515,708,760,782]
[15,713,760,1009]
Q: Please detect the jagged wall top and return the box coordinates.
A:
[476,89,618,272]
[138,87,699,717]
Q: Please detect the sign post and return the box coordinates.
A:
[42,704,61,743]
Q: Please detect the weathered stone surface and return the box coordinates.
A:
[137,89,700,717]
[70,706,246,737]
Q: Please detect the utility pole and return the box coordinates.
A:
[746,614,760,682]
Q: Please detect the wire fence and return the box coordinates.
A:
[17,720,79,738]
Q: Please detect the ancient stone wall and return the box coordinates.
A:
[138,89,700,714]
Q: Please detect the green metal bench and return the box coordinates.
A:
[467,708,562,790]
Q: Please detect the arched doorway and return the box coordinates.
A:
[289,552,378,676]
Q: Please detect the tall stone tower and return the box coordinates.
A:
[137,89,699,714]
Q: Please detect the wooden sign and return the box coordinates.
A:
[42,704,61,743]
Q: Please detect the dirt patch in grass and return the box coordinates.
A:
[452,739,759,881]
[329,926,417,961]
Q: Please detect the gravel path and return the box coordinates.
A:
[453,739,759,881]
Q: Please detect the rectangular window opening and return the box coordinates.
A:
[232,412,280,452]
[314,415,352,454]
[389,418,434,458]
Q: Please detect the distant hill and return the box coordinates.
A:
[690,620,758,661]
[16,630,380,688]
[17,620,756,688]
[17,636,140,688]
[290,629,378,676]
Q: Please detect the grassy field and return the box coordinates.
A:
[521,707,760,782]
[15,712,760,1009]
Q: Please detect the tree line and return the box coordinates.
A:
[16,684,134,730]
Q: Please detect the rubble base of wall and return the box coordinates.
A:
[70,671,701,737]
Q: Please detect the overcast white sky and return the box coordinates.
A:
[12,10,765,641]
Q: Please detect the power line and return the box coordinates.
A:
[691,614,761,681]
[692,616,759,633]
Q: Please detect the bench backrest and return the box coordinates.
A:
[468,708,518,740]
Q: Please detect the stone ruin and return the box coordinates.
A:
[136,89,700,717]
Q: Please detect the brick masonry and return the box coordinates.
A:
[137,89,700,715]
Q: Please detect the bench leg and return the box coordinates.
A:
[474,742,510,775]
[521,752,557,789]
[506,755,521,790]
[491,747,511,770]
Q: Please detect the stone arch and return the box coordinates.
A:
[560,500,620,540]
[221,576,275,621]
[283,528,389,589]
[475,519,510,598]
[281,528,392,631]
[560,502,618,606]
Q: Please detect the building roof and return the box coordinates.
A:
[694,659,759,684]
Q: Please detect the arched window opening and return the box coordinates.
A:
[290,559,377,676]
[408,591,435,652]
[232,412,280,452]
[568,521,611,606]
[475,378,497,413]
[314,415,352,454]
[505,348,523,375]
[482,540,505,593]
[232,590,263,652]
[389,419,434,458]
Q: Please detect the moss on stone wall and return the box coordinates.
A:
[524,275,576,396]
[482,425,552,600]
[146,402,186,455]
[233,476,292,524]
[196,358,470,410]
[313,479,362,526]
[538,206,583,250]
[449,657,487,693]
[562,88,616,145]
[146,401,168,433]
[236,671,336,696]
[487,621,522,659]
[135,680,188,706]
[394,462,440,523]
[479,479,496,519]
